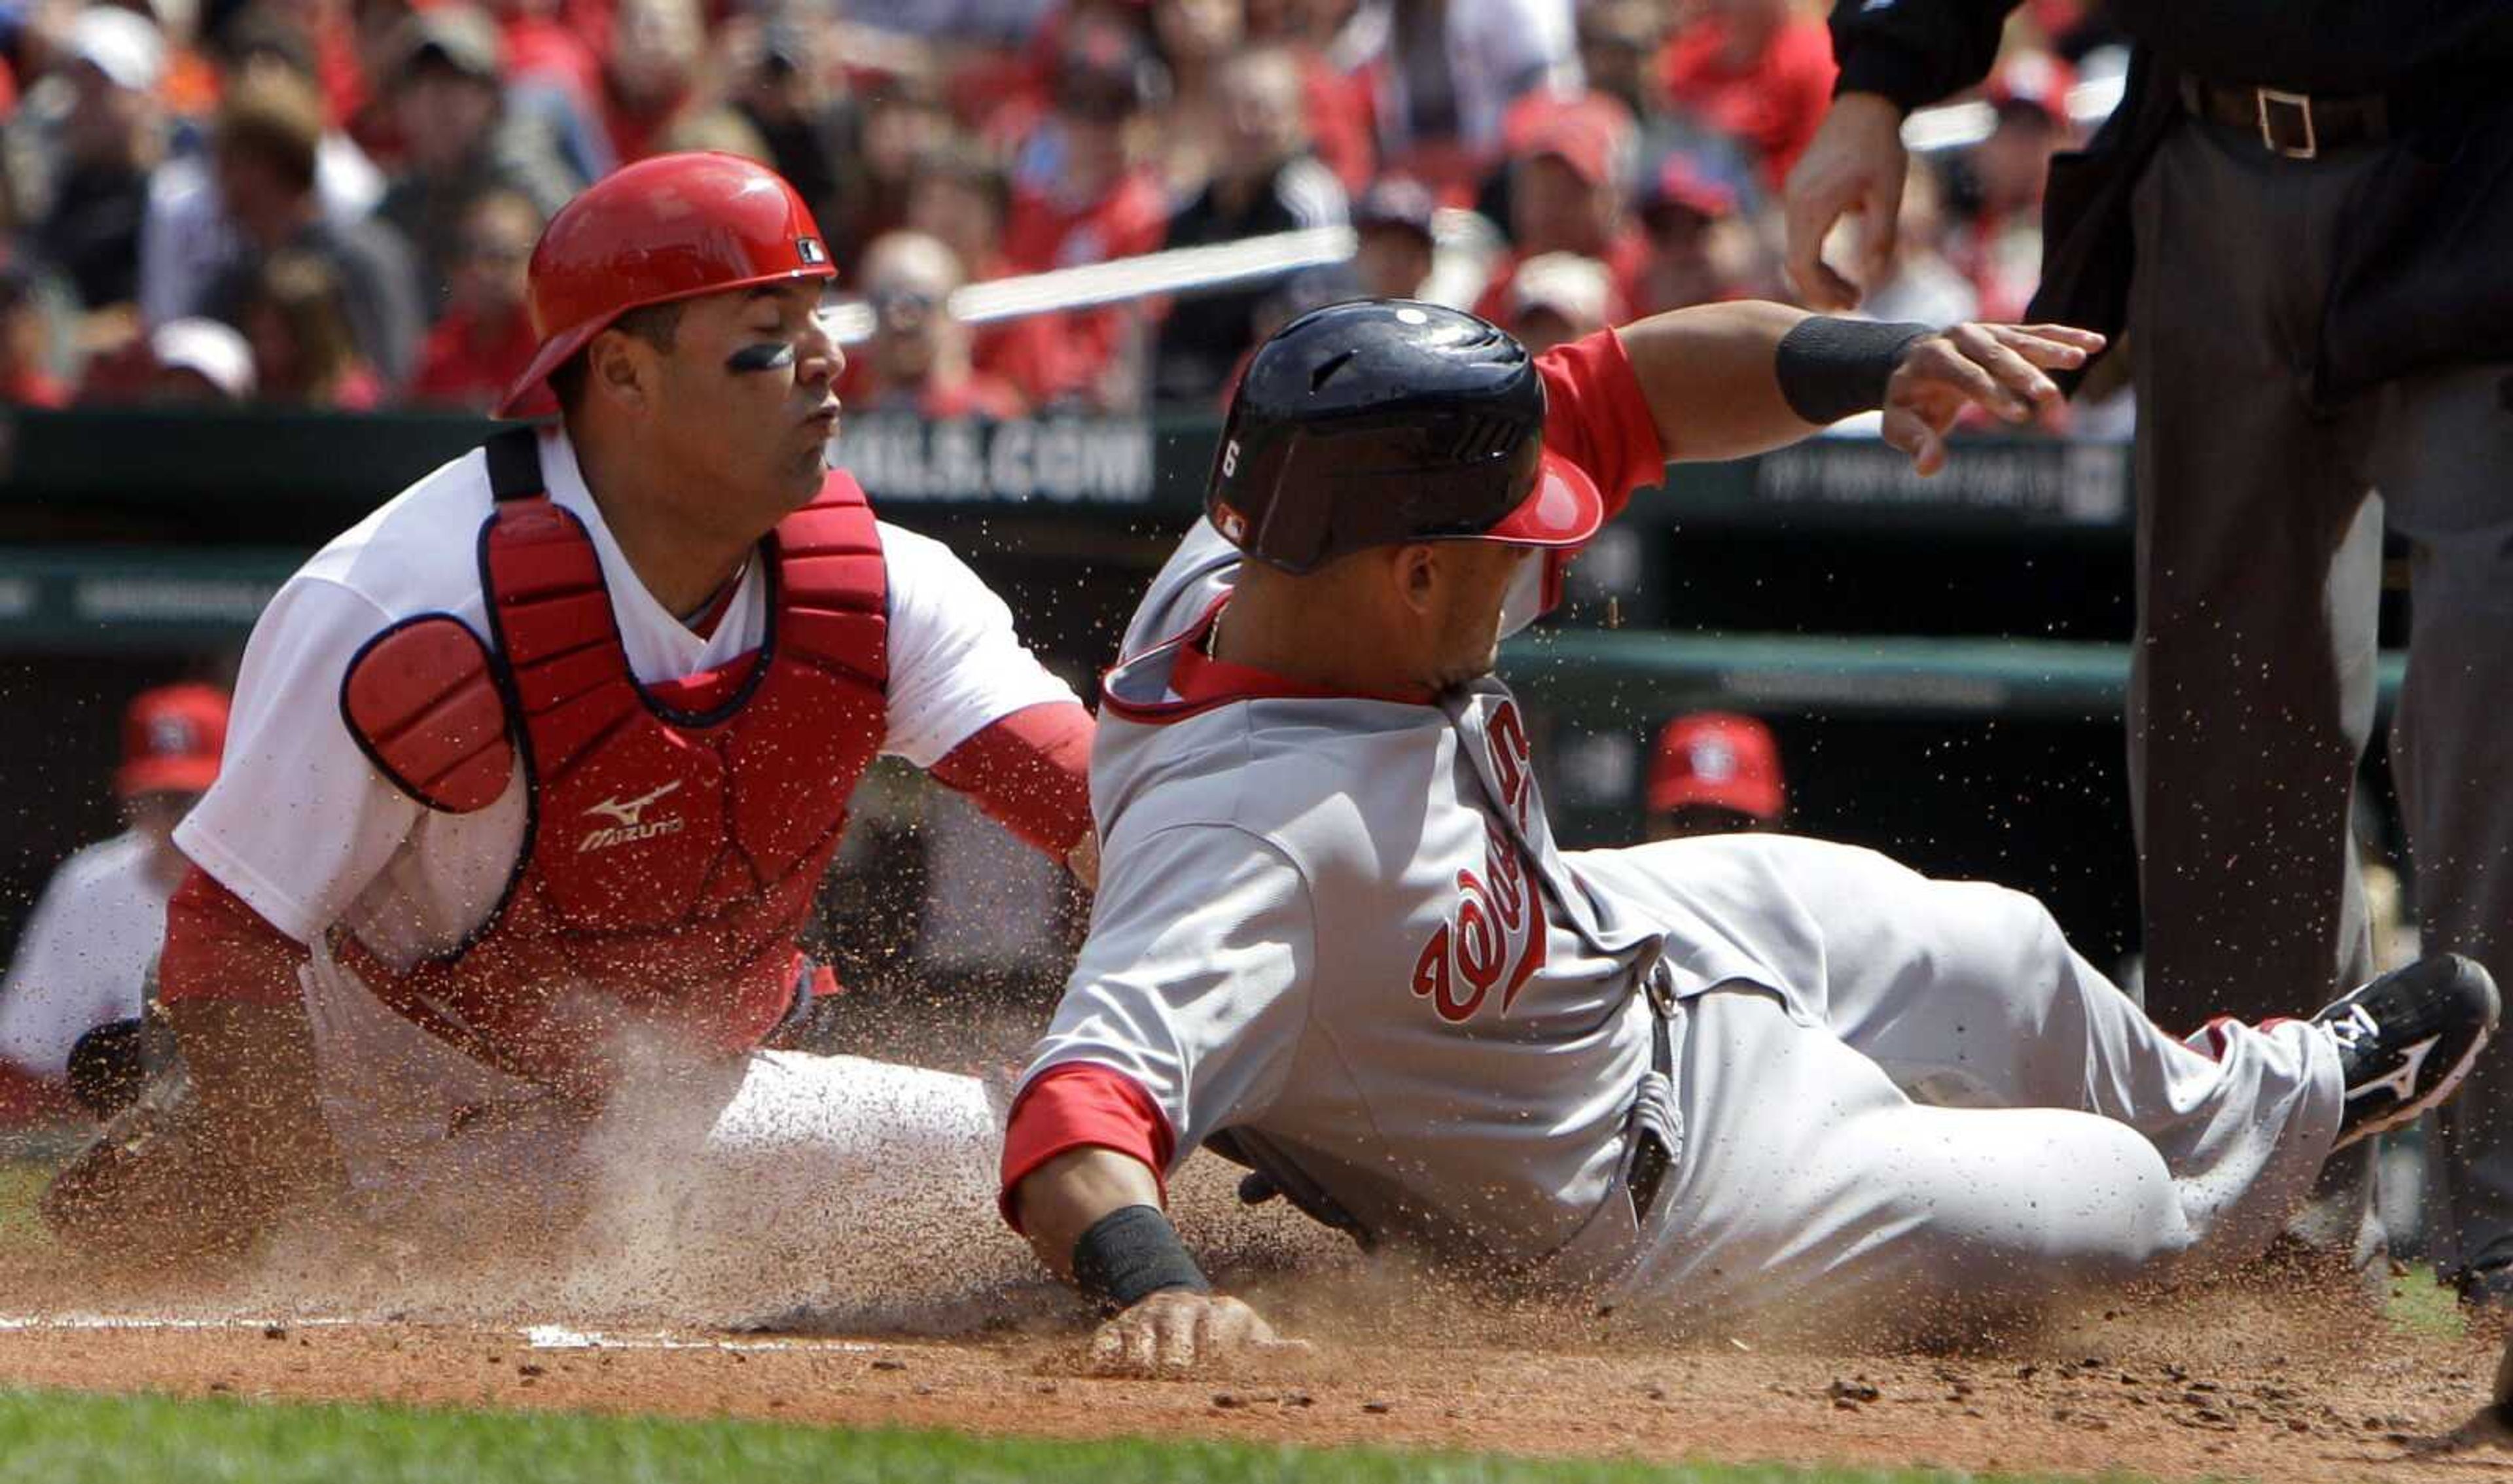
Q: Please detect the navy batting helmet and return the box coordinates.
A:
[1207,300,1604,574]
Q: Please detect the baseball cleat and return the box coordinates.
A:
[2314,953,2500,1151]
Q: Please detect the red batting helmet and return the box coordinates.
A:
[495,152,837,419]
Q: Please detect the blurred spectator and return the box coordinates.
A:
[137,12,387,331]
[145,315,257,400]
[406,187,537,408]
[199,70,419,383]
[731,14,859,244]
[1368,0,1579,192]
[236,249,384,406]
[1630,151,1757,313]
[846,0,1055,46]
[832,77,954,274]
[906,145,1068,400]
[1152,46,1347,404]
[1645,711,1784,841]
[1277,0,1382,192]
[0,264,68,407]
[1658,0,1835,190]
[374,5,579,314]
[654,104,774,162]
[1148,0,1244,193]
[0,684,227,1127]
[35,5,166,313]
[849,230,1026,419]
[490,0,616,184]
[1002,16,1171,408]
[1855,162,1977,328]
[1503,249,1607,353]
[1350,173,1436,299]
[1472,95,1643,325]
[907,145,1014,285]
[1948,51,2075,323]
[1577,0,1668,124]
[599,0,706,164]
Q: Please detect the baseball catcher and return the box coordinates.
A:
[45,154,1099,1272]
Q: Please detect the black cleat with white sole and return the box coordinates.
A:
[2315,953,2500,1152]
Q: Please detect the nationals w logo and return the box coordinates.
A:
[1410,820,1548,1024]
[1410,701,1548,1024]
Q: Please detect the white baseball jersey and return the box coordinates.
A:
[1020,521,2347,1324]
[0,830,175,1078]
[1027,525,1793,1270]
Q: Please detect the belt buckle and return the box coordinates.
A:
[2255,86,2318,159]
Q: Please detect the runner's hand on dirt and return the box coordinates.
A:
[1085,1290,1308,1377]
[1883,323,2107,476]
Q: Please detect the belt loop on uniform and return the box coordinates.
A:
[2256,87,2319,160]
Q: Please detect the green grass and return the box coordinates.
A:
[2383,1260,2468,1341]
[0,1163,52,1249]
[0,1388,2097,1484]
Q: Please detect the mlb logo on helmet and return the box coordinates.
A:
[796,237,826,266]
[1214,504,1250,544]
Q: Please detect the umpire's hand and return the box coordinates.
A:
[1085,1290,1310,1377]
[1885,323,2107,476]
[1784,92,1910,310]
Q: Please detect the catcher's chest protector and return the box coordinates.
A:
[338,431,887,1085]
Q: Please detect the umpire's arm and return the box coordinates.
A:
[1613,304,2104,476]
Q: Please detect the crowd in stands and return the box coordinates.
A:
[0,0,2128,423]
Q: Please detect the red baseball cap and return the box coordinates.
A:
[1647,713,1782,819]
[1641,154,1739,225]
[1506,90,1636,188]
[116,683,228,799]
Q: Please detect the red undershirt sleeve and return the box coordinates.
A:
[927,699,1096,859]
[0,1059,73,1125]
[156,864,313,1009]
[997,1061,1175,1234]
[1535,327,1669,522]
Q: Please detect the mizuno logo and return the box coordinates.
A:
[2346,1032,2438,1106]
[578,782,687,853]
[585,782,682,827]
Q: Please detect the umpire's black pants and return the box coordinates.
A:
[2128,112,2513,1281]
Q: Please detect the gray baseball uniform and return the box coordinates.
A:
[1018,523,2347,1332]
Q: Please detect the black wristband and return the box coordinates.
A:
[1773,317,1934,426]
[1071,1203,1211,1311]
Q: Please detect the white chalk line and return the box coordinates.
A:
[0,1315,876,1353]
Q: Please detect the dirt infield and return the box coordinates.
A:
[3,1155,2510,1483]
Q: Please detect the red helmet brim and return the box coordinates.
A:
[1478,448,1605,550]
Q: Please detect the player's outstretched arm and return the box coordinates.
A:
[1014,1146,1303,1377]
[1614,303,2105,473]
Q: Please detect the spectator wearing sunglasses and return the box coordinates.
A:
[848,231,1025,422]
[406,188,543,410]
